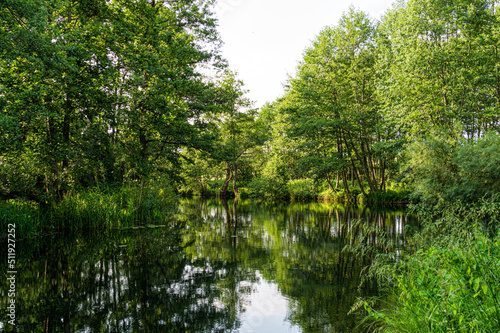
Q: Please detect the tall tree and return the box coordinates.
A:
[212,71,264,197]
[278,8,389,195]
[0,0,224,202]
[110,0,223,179]
[377,0,500,139]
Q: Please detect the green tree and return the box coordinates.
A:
[0,0,224,202]
[275,8,390,196]
[109,0,223,180]
[377,0,500,139]
[212,71,265,197]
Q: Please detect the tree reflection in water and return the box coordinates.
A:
[0,199,414,332]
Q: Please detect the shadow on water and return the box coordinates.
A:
[0,199,417,332]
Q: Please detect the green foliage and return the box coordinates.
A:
[0,180,178,238]
[246,154,291,200]
[405,132,500,203]
[0,0,225,201]
[367,234,500,332]
[287,178,317,201]
[246,176,288,200]
[272,7,393,197]
[325,188,360,202]
[455,132,500,201]
[55,180,177,230]
[178,148,223,197]
[364,189,411,205]
[0,153,45,201]
[377,0,500,139]
[0,200,45,238]
[364,198,500,332]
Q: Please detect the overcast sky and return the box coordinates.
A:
[214,0,393,108]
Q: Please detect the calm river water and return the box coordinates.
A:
[1,199,414,332]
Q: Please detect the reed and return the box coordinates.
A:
[0,200,46,238]
[0,181,178,238]
[366,234,500,332]
[363,198,500,332]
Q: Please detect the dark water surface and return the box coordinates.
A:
[1,199,414,332]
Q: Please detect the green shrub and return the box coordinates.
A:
[366,233,500,332]
[287,178,316,201]
[405,132,500,204]
[247,176,289,200]
[318,188,335,201]
[365,198,500,332]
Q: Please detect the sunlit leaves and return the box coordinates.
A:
[0,0,225,201]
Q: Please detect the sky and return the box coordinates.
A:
[214,0,394,108]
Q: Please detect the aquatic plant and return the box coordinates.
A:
[0,180,178,239]
[363,198,500,332]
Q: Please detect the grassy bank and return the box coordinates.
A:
[0,181,178,239]
[243,177,411,204]
[363,198,500,332]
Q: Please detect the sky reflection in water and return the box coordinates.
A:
[0,199,414,332]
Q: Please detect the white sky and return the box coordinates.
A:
[214,0,393,108]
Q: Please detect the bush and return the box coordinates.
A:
[367,234,500,332]
[365,198,500,332]
[246,176,289,200]
[405,132,500,204]
[287,178,316,201]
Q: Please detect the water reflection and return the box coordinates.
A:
[180,199,413,332]
[0,199,415,332]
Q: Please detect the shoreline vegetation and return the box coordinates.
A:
[0,183,407,242]
[362,197,500,332]
[1,0,500,331]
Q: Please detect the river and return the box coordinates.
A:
[0,199,415,332]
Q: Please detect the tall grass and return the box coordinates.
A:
[54,184,177,230]
[0,200,46,238]
[366,234,500,332]
[0,181,178,239]
[363,197,500,332]
[362,189,411,205]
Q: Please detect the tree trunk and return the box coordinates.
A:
[326,173,335,191]
[233,198,239,228]
[342,134,371,195]
[351,167,354,187]
[233,164,239,196]
[380,160,386,193]
[347,158,367,196]
[220,165,232,197]
[60,97,72,198]
[341,171,350,194]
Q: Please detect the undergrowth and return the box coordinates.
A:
[361,197,500,332]
[0,180,178,239]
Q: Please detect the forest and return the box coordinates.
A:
[1,0,500,332]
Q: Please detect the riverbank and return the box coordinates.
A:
[363,197,500,332]
[187,178,411,205]
[0,182,178,240]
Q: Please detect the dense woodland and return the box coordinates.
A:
[1,0,500,331]
[2,0,500,205]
